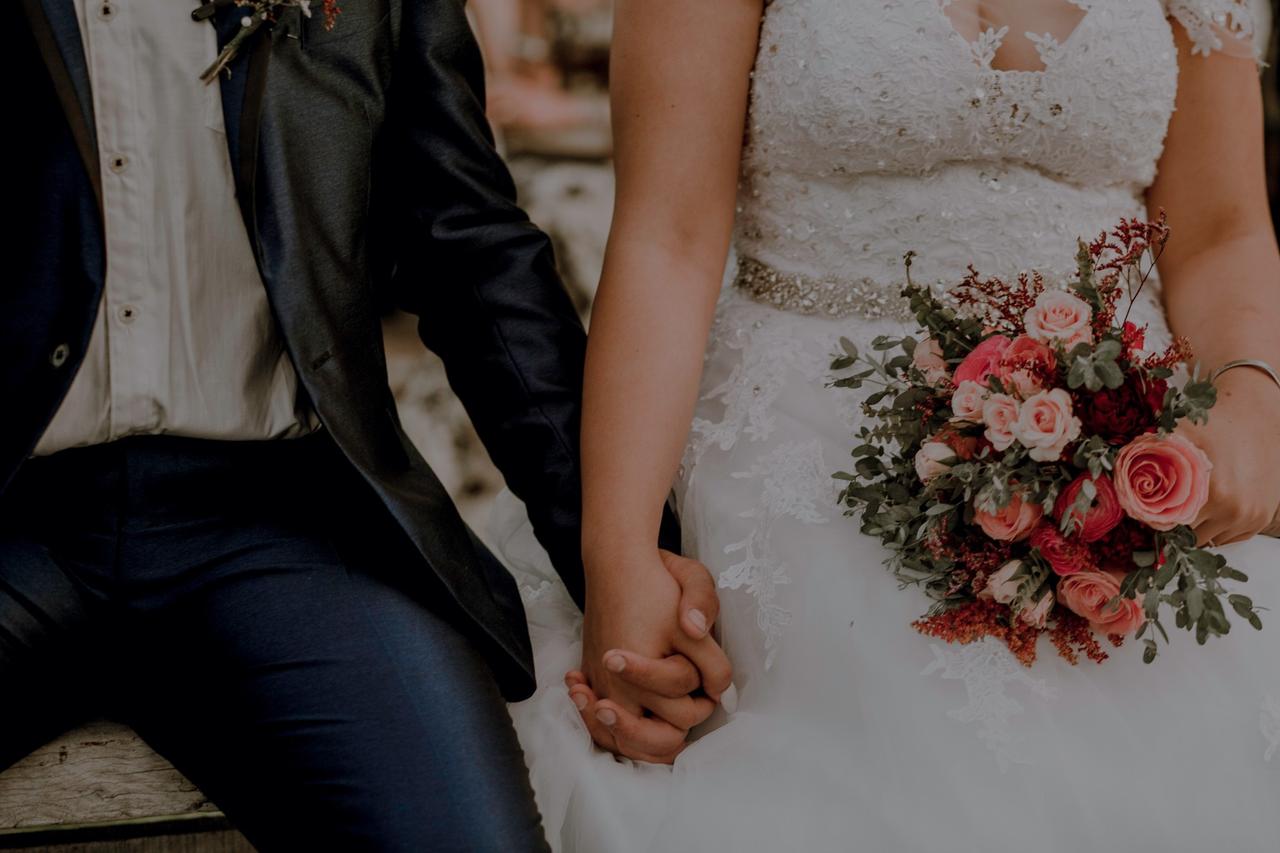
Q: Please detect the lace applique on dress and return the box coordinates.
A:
[720,439,835,669]
[1263,692,1280,763]
[1165,0,1259,59]
[922,641,1056,771]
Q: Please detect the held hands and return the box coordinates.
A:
[1183,370,1280,546]
[567,550,733,764]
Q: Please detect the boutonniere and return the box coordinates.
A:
[193,0,343,84]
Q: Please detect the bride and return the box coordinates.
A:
[494,1,1280,849]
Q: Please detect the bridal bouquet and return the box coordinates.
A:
[831,215,1263,665]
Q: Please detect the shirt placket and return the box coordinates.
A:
[83,0,160,440]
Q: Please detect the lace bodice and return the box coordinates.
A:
[736,0,1258,293]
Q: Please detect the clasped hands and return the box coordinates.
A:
[567,550,733,764]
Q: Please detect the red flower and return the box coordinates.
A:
[1053,472,1125,543]
[1121,322,1146,356]
[954,335,1012,387]
[996,335,1057,398]
[1077,374,1166,444]
[1030,523,1097,576]
[1094,521,1157,573]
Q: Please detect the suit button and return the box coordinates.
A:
[50,344,71,368]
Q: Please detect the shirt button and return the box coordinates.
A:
[116,305,138,324]
[108,154,129,174]
[50,344,71,368]
[98,2,115,20]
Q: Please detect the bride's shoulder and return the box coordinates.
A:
[1159,0,1262,60]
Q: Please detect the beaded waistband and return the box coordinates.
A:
[732,256,920,322]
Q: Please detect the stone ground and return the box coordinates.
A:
[383,156,614,536]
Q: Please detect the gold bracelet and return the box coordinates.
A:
[1208,359,1280,391]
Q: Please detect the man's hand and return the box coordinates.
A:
[566,550,733,764]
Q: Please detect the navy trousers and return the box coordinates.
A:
[0,433,548,852]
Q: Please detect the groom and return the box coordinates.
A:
[6,0,720,849]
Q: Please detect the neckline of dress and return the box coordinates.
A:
[932,0,1099,77]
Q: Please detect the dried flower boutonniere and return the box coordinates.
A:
[193,0,343,84]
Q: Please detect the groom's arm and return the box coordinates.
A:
[382,0,593,603]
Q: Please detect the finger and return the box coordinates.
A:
[564,670,588,689]
[660,550,720,639]
[640,694,717,731]
[593,699,689,757]
[1194,517,1230,548]
[674,633,734,702]
[568,685,620,754]
[602,650,700,698]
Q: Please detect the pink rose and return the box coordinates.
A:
[1024,290,1093,350]
[1112,433,1212,531]
[1057,570,1146,638]
[974,491,1044,542]
[1030,522,1095,576]
[996,335,1057,398]
[1011,389,1082,462]
[912,337,950,384]
[1020,590,1056,629]
[983,559,1024,604]
[954,335,1012,387]
[950,380,988,424]
[1054,473,1125,543]
[981,393,1021,452]
[914,442,955,483]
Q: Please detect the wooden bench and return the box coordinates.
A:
[0,723,252,852]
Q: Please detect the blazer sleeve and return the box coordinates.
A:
[383,0,590,604]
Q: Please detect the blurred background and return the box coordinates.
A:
[386,0,1280,534]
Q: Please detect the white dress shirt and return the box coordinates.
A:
[36,0,316,456]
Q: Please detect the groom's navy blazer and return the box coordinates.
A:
[12,0,593,699]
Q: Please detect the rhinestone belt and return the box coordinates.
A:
[732,256,920,322]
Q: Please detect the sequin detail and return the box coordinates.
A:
[734,256,923,321]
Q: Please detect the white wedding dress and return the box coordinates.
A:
[494,2,1280,850]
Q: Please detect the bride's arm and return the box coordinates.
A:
[571,0,763,761]
[1147,21,1280,546]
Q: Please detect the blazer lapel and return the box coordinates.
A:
[208,6,273,243]
[23,0,102,213]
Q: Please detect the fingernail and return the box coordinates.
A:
[605,654,626,673]
[687,608,708,635]
[571,693,588,711]
[720,683,739,714]
[596,708,618,727]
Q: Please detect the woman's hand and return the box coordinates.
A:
[568,550,733,764]
[1182,370,1280,546]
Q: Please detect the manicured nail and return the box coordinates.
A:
[571,692,588,711]
[687,608,708,635]
[605,654,626,673]
[720,683,739,714]
[596,708,618,727]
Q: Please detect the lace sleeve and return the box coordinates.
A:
[1163,0,1262,60]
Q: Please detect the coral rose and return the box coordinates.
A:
[981,393,1021,452]
[1057,570,1146,638]
[996,335,1057,398]
[1030,522,1095,576]
[1011,389,1082,462]
[1024,290,1093,350]
[1112,433,1212,531]
[950,380,988,424]
[954,335,1012,387]
[912,337,950,384]
[974,491,1043,542]
[1053,472,1125,543]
